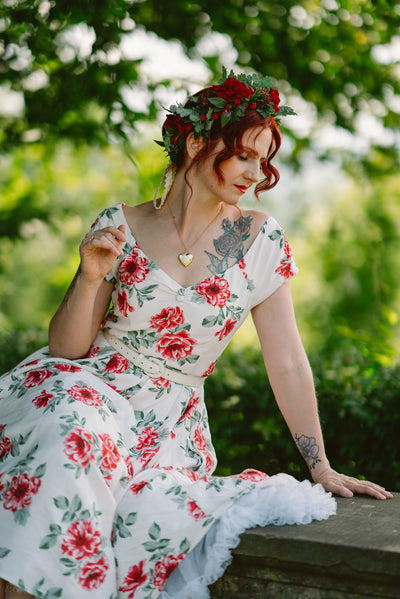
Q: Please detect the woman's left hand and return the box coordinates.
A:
[313,468,393,500]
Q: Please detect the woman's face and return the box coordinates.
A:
[196,125,273,205]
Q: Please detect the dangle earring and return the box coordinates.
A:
[153,162,177,210]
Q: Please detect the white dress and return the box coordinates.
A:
[0,203,336,598]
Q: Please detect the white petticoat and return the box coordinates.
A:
[161,473,336,599]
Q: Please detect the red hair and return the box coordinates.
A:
[171,100,281,199]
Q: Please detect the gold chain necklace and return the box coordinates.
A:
[167,202,223,267]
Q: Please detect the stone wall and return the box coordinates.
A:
[209,494,400,598]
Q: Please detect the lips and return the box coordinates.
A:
[234,185,247,193]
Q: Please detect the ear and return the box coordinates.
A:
[186,132,205,159]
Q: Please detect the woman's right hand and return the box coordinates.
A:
[79,224,126,284]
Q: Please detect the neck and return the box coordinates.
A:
[163,169,223,234]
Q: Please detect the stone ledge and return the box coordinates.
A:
[209,493,400,598]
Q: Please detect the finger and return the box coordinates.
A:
[322,481,353,498]
[82,233,120,258]
[85,229,125,256]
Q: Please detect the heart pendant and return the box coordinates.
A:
[178,252,193,267]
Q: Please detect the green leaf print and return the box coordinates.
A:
[201,316,219,327]
[126,512,138,526]
[34,463,46,478]
[179,538,190,553]
[0,547,11,558]
[142,538,170,553]
[114,514,132,539]
[53,496,69,509]
[148,522,161,540]
[268,229,282,242]
[39,533,59,550]
[135,284,158,308]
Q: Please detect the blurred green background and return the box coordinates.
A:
[1,0,399,489]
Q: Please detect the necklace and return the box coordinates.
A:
[167,201,223,267]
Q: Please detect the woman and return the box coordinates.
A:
[0,70,392,599]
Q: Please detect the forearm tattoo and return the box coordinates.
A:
[206,215,253,274]
[294,433,322,471]
[61,265,81,305]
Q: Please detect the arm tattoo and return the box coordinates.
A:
[206,215,253,274]
[61,265,81,306]
[294,433,322,471]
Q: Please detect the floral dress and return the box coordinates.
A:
[0,203,336,599]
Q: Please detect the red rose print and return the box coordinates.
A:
[238,258,248,279]
[3,473,41,512]
[104,353,129,373]
[67,385,102,406]
[139,446,160,467]
[136,426,159,451]
[85,345,100,358]
[275,260,295,279]
[178,392,200,422]
[119,251,149,285]
[178,468,200,482]
[193,427,206,451]
[64,428,94,468]
[119,559,148,598]
[61,520,102,561]
[156,330,196,361]
[99,433,120,471]
[130,481,148,494]
[215,317,237,341]
[202,362,215,377]
[0,424,5,434]
[205,452,216,474]
[283,237,293,259]
[32,390,53,409]
[125,456,134,480]
[187,498,206,521]
[19,359,39,369]
[118,289,135,317]
[0,475,5,494]
[149,306,184,333]
[195,276,231,308]
[150,377,170,390]
[153,554,187,592]
[23,369,53,388]
[78,556,108,590]
[53,363,81,372]
[236,468,268,482]
[0,436,13,459]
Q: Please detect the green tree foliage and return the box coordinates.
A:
[1,0,399,170]
[290,173,400,359]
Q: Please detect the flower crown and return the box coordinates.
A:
[156,67,296,163]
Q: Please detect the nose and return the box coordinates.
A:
[244,160,260,183]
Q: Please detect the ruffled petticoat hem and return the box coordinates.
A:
[160,473,336,599]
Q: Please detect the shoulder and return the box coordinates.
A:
[240,208,270,229]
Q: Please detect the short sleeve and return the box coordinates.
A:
[86,204,126,284]
[249,217,299,308]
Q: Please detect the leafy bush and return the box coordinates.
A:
[205,344,399,492]
[0,327,47,375]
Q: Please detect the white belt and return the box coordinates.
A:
[103,329,205,387]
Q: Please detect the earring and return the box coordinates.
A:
[153,162,177,210]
